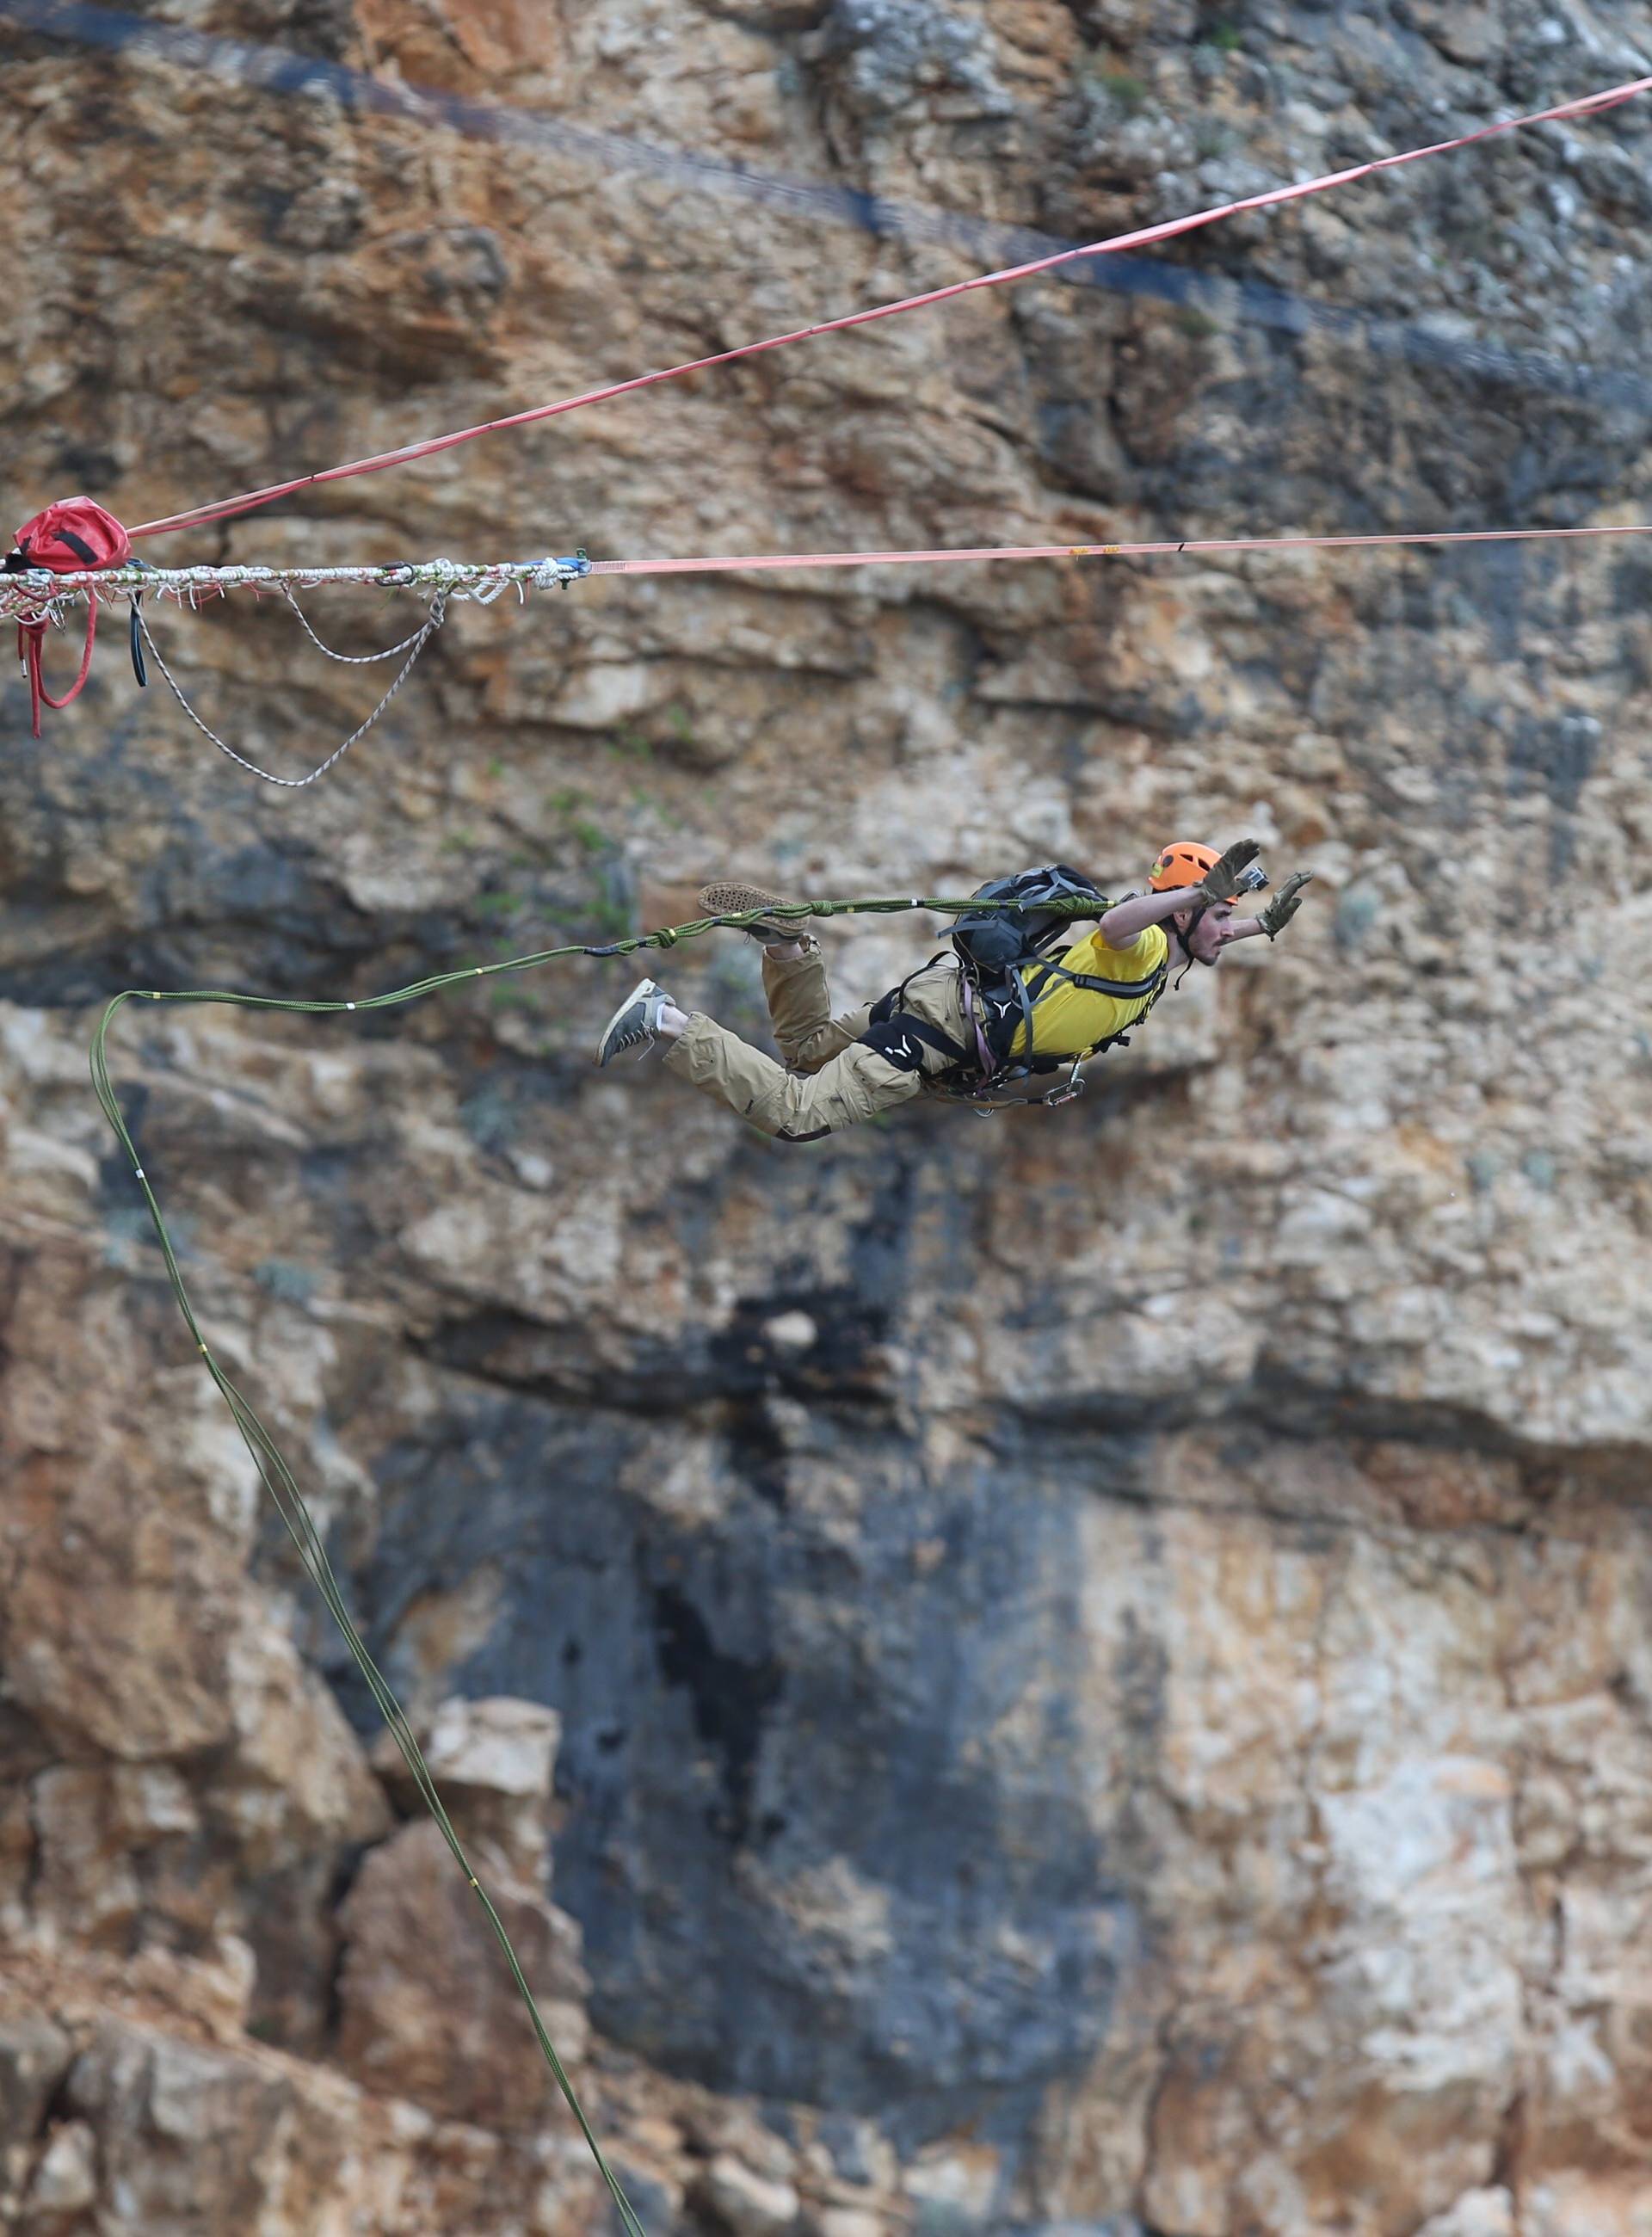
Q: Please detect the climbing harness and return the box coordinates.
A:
[859,866,1169,1112]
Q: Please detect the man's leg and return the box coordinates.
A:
[661,964,973,1138]
[664,1011,921,1139]
[762,939,872,1073]
[593,956,972,1140]
[695,883,868,1073]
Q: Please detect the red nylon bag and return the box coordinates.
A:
[8,496,131,573]
[6,499,133,736]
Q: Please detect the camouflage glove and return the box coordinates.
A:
[1193,836,1262,908]
[1258,870,1313,940]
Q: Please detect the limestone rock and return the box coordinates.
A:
[0,2016,73,2235]
[54,2014,606,2236]
[7,0,1652,2228]
[700,2150,803,2237]
[215,1621,392,1873]
[334,1819,591,2128]
[371,1693,561,1885]
[1415,2188,1515,2237]
[22,2118,98,2220]
[63,2022,361,2237]
[0,2017,71,2141]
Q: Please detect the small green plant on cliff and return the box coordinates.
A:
[1097,67,1149,110]
[606,724,654,762]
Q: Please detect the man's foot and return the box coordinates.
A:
[697,882,800,945]
[595,977,672,1066]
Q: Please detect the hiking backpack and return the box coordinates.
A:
[864,864,1168,1105]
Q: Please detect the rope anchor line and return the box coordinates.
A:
[13,516,1652,780]
[88,890,1068,2221]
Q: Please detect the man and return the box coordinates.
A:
[593,841,1311,1142]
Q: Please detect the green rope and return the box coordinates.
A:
[86,890,1097,2219]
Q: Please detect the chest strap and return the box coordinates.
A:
[1020,955,1169,1006]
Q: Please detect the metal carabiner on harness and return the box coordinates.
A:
[1041,1061,1087,1109]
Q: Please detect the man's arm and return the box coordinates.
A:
[1203,872,1315,946]
[1098,838,1263,946]
[1096,888,1193,947]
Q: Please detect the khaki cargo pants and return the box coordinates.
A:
[663,938,973,1140]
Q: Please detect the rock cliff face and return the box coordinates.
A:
[4,0,1652,2232]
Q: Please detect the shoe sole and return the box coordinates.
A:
[595,977,661,1066]
[697,882,797,940]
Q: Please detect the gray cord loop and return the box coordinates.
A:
[278,583,433,665]
[136,594,447,788]
[2,555,592,779]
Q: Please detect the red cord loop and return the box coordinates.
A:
[17,601,99,737]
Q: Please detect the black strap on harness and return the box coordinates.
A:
[853,866,1178,1111]
[859,950,1168,1106]
[860,1001,970,1075]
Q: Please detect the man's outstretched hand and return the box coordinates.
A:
[1195,837,1262,907]
[1259,871,1313,940]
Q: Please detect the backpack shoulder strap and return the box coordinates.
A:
[1021,954,1169,1004]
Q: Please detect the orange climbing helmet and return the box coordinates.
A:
[1148,841,1222,896]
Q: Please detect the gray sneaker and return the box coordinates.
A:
[697,881,799,945]
[595,977,672,1066]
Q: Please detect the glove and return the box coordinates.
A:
[1193,836,1261,908]
[1258,870,1313,940]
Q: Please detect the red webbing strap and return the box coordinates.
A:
[128,74,1652,542]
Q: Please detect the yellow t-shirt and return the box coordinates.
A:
[1010,924,1169,1057]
